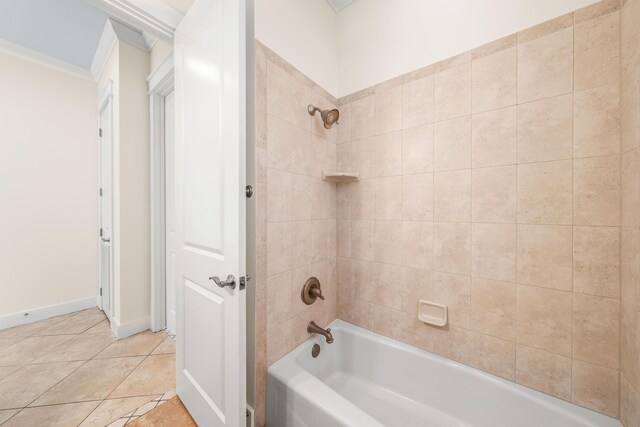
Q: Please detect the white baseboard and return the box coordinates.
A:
[111,315,150,340]
[0,296,97,330]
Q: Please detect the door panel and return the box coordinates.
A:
[174,0,246,425]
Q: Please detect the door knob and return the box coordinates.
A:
[209,274,236,289]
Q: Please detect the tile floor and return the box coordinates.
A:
[0,308,176,426]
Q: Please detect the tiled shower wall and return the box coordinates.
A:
[253,42,339,427]
[335,0,622,417]
[620,0,640,425]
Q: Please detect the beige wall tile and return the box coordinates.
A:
[291,78,312,130]
[622,149,640,227]
[471,223,516,282]
[574,155,621,226]
[471,277,516,340]
[351,95,375,140]
[336,142,351,173]
[267,114,293,171]
[402,125,434,175]
[572,360,620,417]
[434,116,471,171]
[516,345,572,401]
[471,106,517,168]
[352,259,375,305]
[402,174,433,221]
[374,220,402,265]
[518,28,573,104]
[471,166,516,223]
[434,63,472,121]
[516,285,572,356]
[433,272,470,328]
[401,312,450,356]
[374,131,402,177]
[621,372,640,426]
[291,221,313,268]
[374,177,402,220]
[402,221,434,269]
[352,137,375,179]
[291,176,312,221]
[575,12,620,91]
[434,170,471,221]
[337,102,352,144]
[574,85,621,158]
[621,297,640,390]
[621,67,640,153]
[266,61,292,122]
[574,0,619,24]
[401,267,434,314]
[375,86,402,135]
[351,220,374,261]
[402,75,434,129]
[267,271,291,329]
[267,318,293,365]
[351,179,375,220]
[468,332,516,380]
[434,222,471,275]
[337,219,351,257]
[516,225,573,291]
[374,306,402,339]
[621,0,640,80]
[374,263,402,310]
[517,94,573,163]
[573,293,620,369]
[291,126,311,176]
[267,222,291,276]
[472,47,517,113]
[517,160,573,225]
[573,226,620,298]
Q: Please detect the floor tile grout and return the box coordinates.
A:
[0,309,175,427]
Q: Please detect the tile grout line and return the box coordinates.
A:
[74,330,170,427]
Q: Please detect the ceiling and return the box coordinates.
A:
[0,0,108,70]
[326,0,356,12]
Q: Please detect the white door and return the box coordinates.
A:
[98,98,113,319]
[164,90,177,336]
[174,0,247,425]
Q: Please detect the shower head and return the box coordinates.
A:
[308,104,340,129]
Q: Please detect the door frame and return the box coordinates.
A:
[149,55,175,332]
[97,81,114,319]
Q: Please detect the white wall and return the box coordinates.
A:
[0,50,98,317]
[255,0,338,96]
[336,0,600,96]
[97,38,151,331]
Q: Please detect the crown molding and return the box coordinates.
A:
[0,38,93,80]
[91,18,157,79]
[85,0,183,41]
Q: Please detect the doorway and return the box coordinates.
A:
[98,87,113,320]
[150,59,176,336]
[164,90,176,336]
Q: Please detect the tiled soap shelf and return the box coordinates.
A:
[322,172,359,182]
[418,300,448,327]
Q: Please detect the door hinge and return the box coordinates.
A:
[99,188,103,197]
[99,288,102,296]
[99,128,102,137]
[100,228,103,237]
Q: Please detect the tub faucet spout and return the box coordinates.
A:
[307,321,333,344]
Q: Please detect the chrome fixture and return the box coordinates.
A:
[301,277,324,305]
[210,274,236,289]
[308,104,340,129]
[308,321,334,344]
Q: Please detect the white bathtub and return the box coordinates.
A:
[267,320,621,427]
